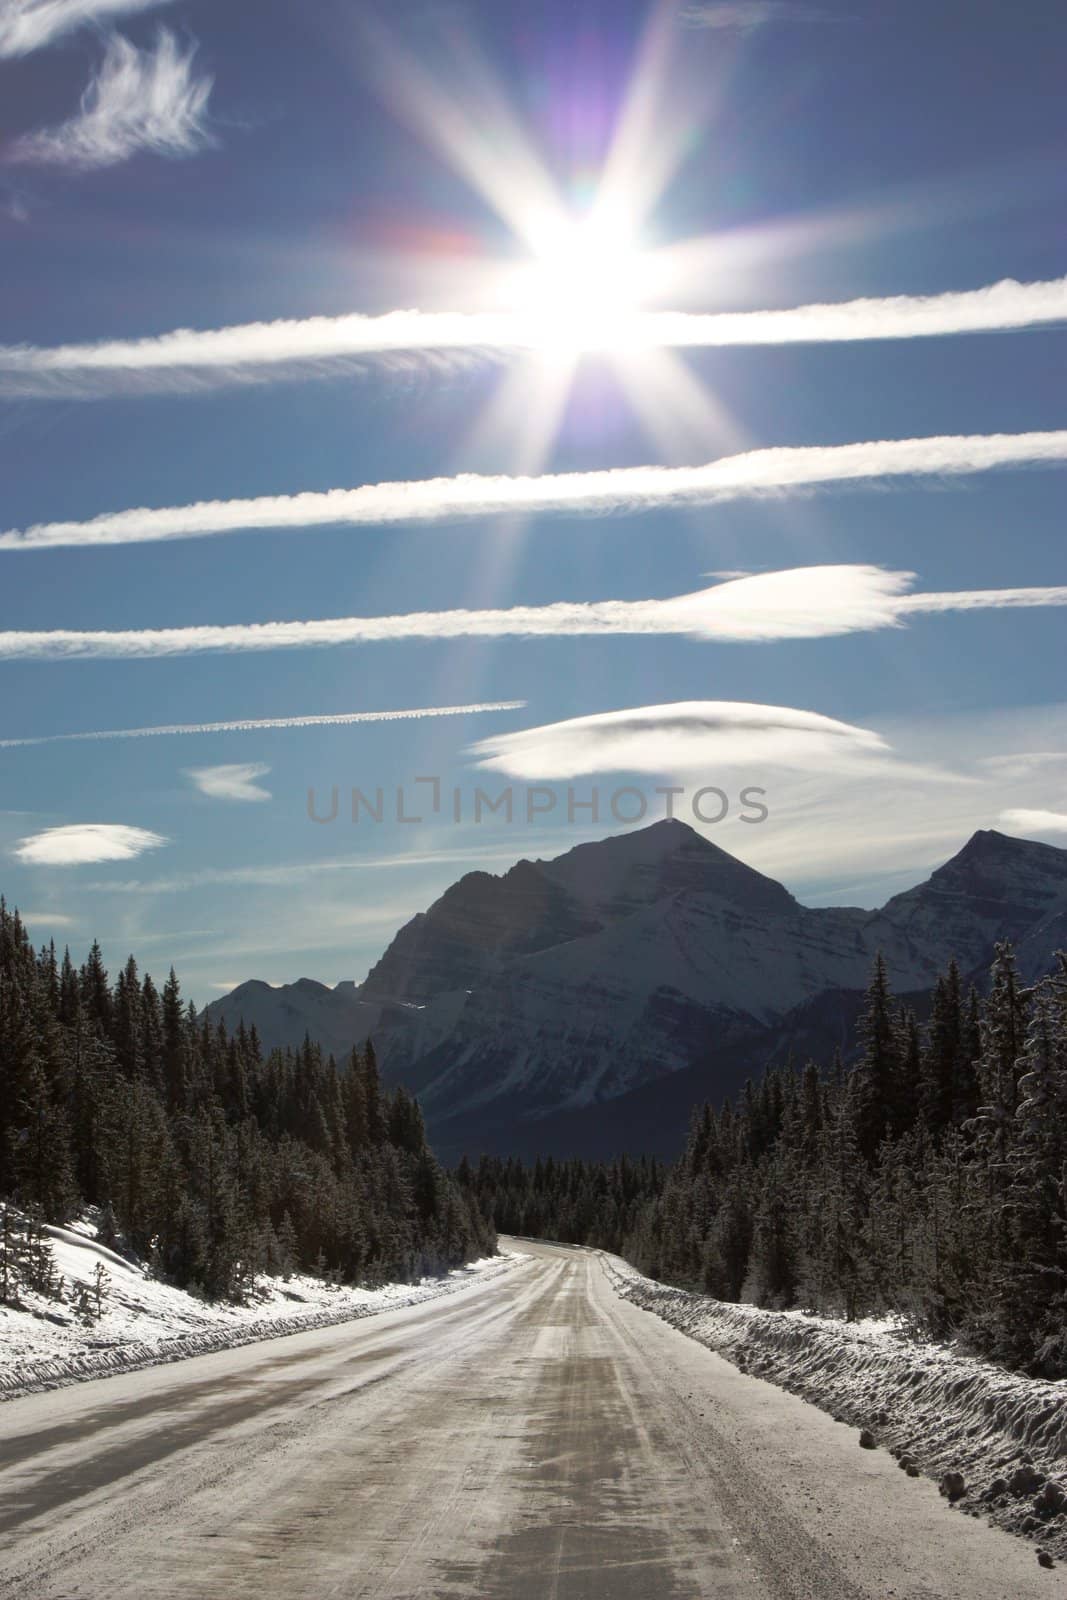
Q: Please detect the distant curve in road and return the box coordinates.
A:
[0,1241,1052,1598]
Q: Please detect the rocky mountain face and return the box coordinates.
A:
[207,822,1067,1159]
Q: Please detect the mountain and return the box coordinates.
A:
[207,823,1067,1160]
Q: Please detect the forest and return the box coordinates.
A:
[467,945,1067,1378]
[5,878,1067,1381]
[0,899,495,1305]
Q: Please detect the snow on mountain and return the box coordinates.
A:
[207,822,1067,1154]
[863,828,1067,981]
[207,976,389,1064]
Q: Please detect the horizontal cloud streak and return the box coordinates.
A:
[3,431,1066,550]
[0,0,172,58]
[1,566,1066,661]
[9,29,213,172]
[1,277,1063,397]
[682,3,838,29]
[0,700,527,749]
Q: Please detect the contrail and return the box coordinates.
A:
[3,429,1065,550]
[1,566,1066,661]
[0,276,1062,397]
[0,700,527,748]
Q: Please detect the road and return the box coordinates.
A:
[0,1241,1054,1598]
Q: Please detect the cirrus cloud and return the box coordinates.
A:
[185,763,272,803]
[9,29,214,172]
[12,822,168,865]
[0,0,176,58]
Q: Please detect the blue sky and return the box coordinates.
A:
[0,0,1065,1001]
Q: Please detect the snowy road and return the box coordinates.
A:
[0,1241,1054,1598]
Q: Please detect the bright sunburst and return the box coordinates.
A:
[505,213,660,353]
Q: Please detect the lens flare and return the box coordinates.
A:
[506,215,659,352]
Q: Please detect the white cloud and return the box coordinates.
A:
[0,564,1065,661]
[977,751,1067,780]
[83,843,557,895]
[999,808,1067,836]
[12,822,168,865]
[9,29,213,172]
[185,763,271,803]
[2,430,1064,551]
[468,700,893,782]
[0,277,1063,398]
[0,0,174,58]
[18,909,77,926]
[0,699,527,748]
[682,2,837,29]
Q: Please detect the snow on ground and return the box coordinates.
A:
[602,1251,1067,1563]
[0,1213,519,1402]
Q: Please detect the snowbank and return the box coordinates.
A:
[602,1252,1067,1561]
[1,1217,521,1402]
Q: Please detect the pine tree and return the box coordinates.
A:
[853,955,903,1159]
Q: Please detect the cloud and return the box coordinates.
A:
[999,808,1067,836]
[977,751,1067,779]
[0,277,1063,398]
[9,29,213,172]
[0,699,527,749]
[18,909,76,926]
[185,763,271,803]
[0,0,174,58]
[682,2,838,30]
[0,565,1065,662]
[12,822,168,865]
[468,700,894,782]
[2,430,1065,551]
[83,843,540,894]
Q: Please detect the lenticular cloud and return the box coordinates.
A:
[12,823,168,866]
[469,701,892,781]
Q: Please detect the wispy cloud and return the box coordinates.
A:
[999,808,1067,836]
[12,822,168,865]
[0,277,1063,398]
[9,29,213,172]
[0,566,1065,661]
[469,700,893,782]
[185,763,271,803]
[0,700,527,749]
[84,843,541,894]
[0,0,174,58]
[18,908,77,926]
[2,430,1065,550]
[682,2,838,30]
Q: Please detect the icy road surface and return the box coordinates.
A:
[0,1241,1053,1598]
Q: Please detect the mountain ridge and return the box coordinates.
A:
[208,822,1067,1157]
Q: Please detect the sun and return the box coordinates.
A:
[505,213,658,353]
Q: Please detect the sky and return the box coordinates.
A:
[0,0,1065,1002]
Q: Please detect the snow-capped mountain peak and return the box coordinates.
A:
[207,825,1067,1158]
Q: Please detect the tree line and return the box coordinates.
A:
[457,1151,664,1254]
[469,946,1067,1378]
[0,899,495,1305]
